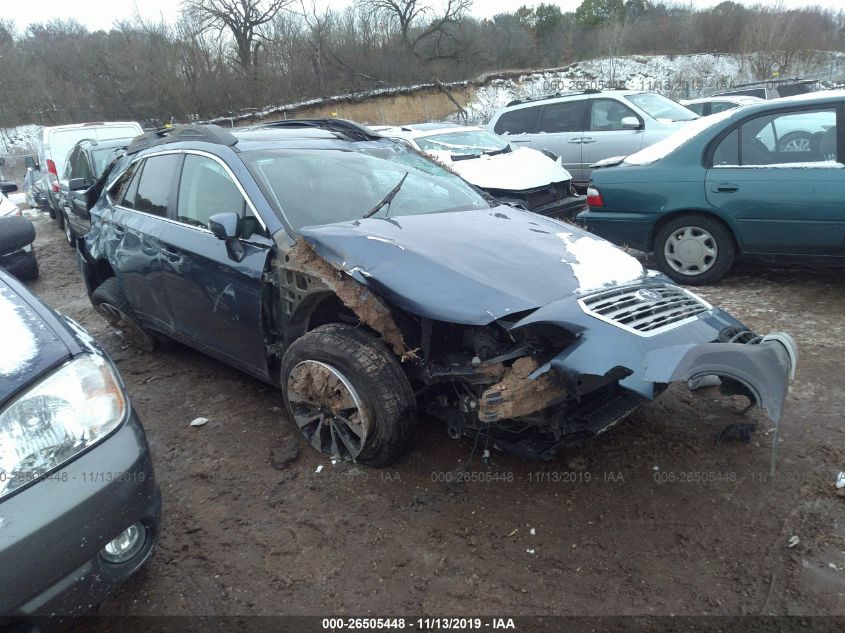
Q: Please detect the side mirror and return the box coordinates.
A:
[24,156,38,171]
[0,181,18,194]
[208,212,245,262]
[621,116,642,130]
[69,178,89,191]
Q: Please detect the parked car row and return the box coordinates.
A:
[2,87,818,621]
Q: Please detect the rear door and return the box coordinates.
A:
[158,152,273,378]
[534,100,587,181]
[109,153,181,332]
[705,103,845,256]
[580,98,645,180]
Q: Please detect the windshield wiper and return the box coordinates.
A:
[363,172,408,219]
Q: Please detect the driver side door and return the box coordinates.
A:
[158,151,274,379]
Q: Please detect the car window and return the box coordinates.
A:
[109,163,138,204]
[710,101,738,114]
[493,106,540,135]
[589,99,638,131]
[63,149,77,179]
[244,143,490,231]
[712,129,739,166]
[177,155,247,231]
[625,93,698,122]
[538,101,585,133]
[415,130,509,156]
[75,151,93,183]
[739,108,838,165]
[130,154,180,217]
[686,103,705,116]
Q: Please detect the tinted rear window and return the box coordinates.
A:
[130,154,180,217]
[493,106,540,134]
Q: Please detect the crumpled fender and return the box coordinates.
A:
[642,333,797,423]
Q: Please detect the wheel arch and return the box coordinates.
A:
[649,209,742,254]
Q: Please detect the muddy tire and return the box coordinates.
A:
[654,214,735,285]
[280,324,417,467]
[91,277,157,352]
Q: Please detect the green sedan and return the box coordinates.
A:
[578,90,844,284]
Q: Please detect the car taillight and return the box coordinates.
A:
[587,187,604,208]
[46,159,59,192]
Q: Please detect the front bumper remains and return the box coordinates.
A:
[479,283,797,450]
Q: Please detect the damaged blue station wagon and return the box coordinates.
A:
[77,120,797,465]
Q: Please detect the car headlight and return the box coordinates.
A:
[0,354,126,500]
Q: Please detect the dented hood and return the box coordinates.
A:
[298,207,646,324]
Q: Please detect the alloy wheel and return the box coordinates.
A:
[286,360,370,461]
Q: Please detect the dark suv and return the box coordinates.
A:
[78,121,797,466]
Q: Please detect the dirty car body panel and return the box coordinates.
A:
[0,269,160,619]
[79,122,797,462]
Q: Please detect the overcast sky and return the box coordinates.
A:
[9,0,834,32]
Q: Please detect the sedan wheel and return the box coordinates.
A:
[654,214,736,285]
[287,360,370,461]
[663,225,718,276]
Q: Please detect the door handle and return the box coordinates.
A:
[110,224,125,237]
[713,183,739,193]
[568,138,583,144]
[160,247,181,262]
[580,137,595,144]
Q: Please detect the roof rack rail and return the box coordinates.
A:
[506,88,601,107]
[126,124,238,155]
[254,118,382,141]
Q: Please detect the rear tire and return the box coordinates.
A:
[280,324,417,467]
[91,277,157,352]
[653,214,735,285]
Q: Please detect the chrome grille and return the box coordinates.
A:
[579,283,710,336]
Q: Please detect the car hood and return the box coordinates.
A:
[426,147,572,191]
[299,206,646,325]
[0,279,73,406]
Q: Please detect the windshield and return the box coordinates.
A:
[415,130,509,156]
[626,93,698,122]
[244,143,491,230]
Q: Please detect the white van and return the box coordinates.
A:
[36,122,143,221]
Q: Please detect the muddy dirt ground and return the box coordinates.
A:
[20,211,845,621]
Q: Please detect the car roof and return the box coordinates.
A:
[501,89,647,111]
[78,137,135,151]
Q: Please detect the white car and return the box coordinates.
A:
[375,123,586,219]
[680,95,764,117]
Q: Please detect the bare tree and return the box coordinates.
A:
[356,0,473,117]
[597,14,628,86]
[181,0,293,72]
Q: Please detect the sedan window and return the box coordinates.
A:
[710,101,738,114]
[740,108,838,165]
[177,155,246,230]
[625,93,698,122]
[416,130,509,156]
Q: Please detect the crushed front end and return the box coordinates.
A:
[415,279,796,460]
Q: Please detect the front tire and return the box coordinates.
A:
[280,324,417,467]
[91,277,157,352]
[654,214,735,285]
[63,210,76,248]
